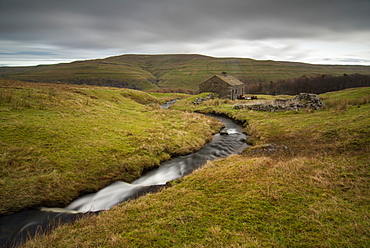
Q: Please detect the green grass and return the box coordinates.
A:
[0,80,222,214]
[1,54,370,91]
[147,92,190,104]
[22,87,370,247]
[320,87,370,110]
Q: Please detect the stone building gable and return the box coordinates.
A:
[199,73,244,100]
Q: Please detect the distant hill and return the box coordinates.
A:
[1,54,370,92]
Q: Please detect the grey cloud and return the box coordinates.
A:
[2,0,369,42]
[0,0,369,66]
[325,57,370,64]
[0,51,57,56]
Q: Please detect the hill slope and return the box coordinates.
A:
[1,54,370,91]
[24,87,370,247]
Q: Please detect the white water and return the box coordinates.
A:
[0,114,248,247]
[65,115,248,213]
[65,182,145,212]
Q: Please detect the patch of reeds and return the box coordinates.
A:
[323,94,370,110]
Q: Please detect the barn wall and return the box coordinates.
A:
[230,85,244,100]
[199,76,244,100]
[199,76,229,98]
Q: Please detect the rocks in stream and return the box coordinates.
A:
[234,93,324,112]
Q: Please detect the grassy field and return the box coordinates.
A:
[22,87,370,247]
[0,80,222,214]
[1,54,370,91]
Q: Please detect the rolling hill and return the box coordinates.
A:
[1,54,370,91]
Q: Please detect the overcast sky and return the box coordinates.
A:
[0,0,369,67]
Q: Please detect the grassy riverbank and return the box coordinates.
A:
[22,87,370,247]
[0,80,222,214]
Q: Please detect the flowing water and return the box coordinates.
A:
[0,112,248,247]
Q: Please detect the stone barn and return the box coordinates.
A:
[199,72,244,100]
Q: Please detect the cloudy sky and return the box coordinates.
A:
[0,0,369,67]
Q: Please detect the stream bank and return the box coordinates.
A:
[0,112,248,248]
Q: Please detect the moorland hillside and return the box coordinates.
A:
[1,54,370,92]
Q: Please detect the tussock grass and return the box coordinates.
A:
[321,87,370,110]
[25,154,370,247]
[20,87,370,247]
[0,80,222,214]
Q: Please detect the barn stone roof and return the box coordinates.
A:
[205,74,244,86]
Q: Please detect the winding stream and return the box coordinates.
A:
[0,111,249,247]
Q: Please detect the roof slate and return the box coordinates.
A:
[214,75,244,86]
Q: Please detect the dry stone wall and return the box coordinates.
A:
[192,93,216,104]
[234,93,324,112]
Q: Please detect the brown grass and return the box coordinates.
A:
[14,87,370,247]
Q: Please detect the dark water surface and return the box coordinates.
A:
[0,114,248,247]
